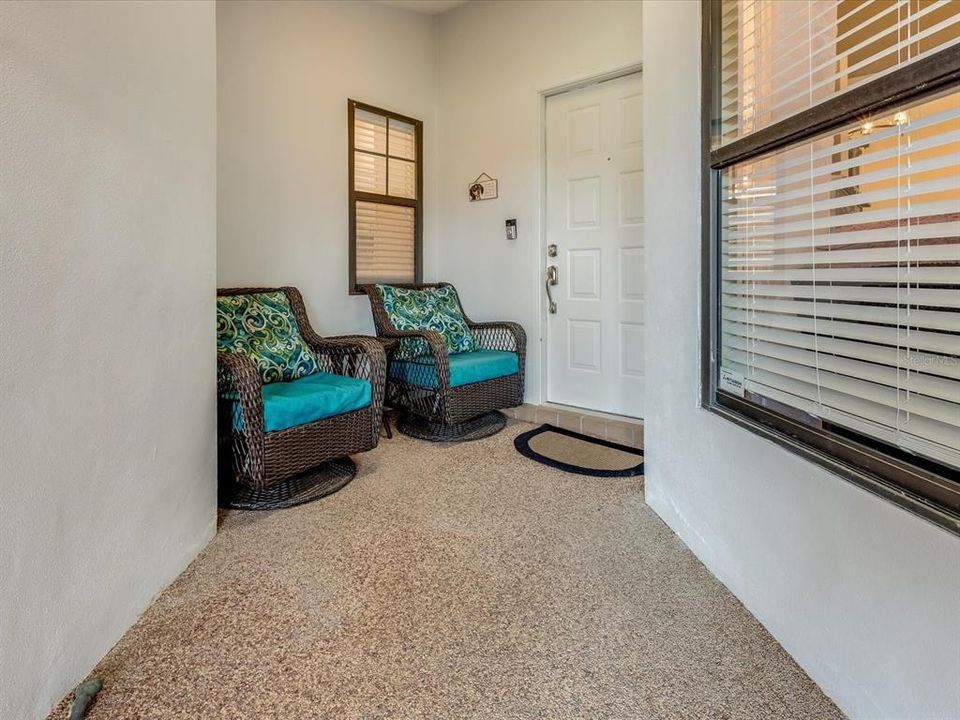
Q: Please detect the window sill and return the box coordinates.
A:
[701,399,960,537]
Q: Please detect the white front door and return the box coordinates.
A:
[545,72,644,418]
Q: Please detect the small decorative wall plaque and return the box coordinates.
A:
[469,173,498,202]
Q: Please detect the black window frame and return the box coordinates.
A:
[348,99,423,295]
[700,0,960,534]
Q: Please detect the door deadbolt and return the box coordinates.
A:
[547,244,558,257]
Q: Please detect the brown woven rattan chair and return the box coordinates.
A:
[217,286,386,509]
[361,283,525,442]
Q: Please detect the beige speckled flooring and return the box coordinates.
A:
[47,422,844,719]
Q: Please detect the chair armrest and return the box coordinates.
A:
[218,351,263,418]
[468,321,526,354]
[307,336,387,443]
[217,351,266,485]
[313,334,387,397]
[309,335,387,381]
[374,328,452,392]
[375,328,447,358]
[358,284,448,375]
[469,321,526,397]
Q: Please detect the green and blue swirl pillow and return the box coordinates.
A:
[217,291,319,384]
[376,285,477,359]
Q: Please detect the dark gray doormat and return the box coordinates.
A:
[514,424,644,477]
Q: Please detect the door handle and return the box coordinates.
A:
[545,265,559,314]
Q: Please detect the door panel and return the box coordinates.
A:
[568,176,601,228]
[568,249,601,299]
[545,73,643,418]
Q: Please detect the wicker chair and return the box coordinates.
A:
[361,282,525,442]
[217,286,386,509]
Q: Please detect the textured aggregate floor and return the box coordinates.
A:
[47,422,844,719]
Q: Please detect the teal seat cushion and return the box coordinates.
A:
[375,285,477,359]
[390,349,518,389]
[241,372,372,432]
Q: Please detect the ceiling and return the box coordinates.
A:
[377,0,469,15]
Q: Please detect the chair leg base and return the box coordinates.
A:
[396,410,507,443]
[219,457,357,511]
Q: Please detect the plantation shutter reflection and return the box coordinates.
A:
[350,102,421,287]
[719,90,960,469]
[717,0,960,147]
[355,202,416,284]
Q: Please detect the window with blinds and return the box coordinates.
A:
[717,0,960,146]
[348,101,422,290]
[706,0,960,526]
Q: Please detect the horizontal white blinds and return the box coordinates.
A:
[388,119,416,161]
[353,109,418,200]
[719,89,960,469]
[355,109,387,154]
[352,105,419,284]
[353,150,417,199]
[718,0,960,146]
[388,158,416,199]
[355,150,386,195]
[355,201,416,285]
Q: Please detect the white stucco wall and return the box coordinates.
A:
[437,0,643,403]
[216,0,440,335]
[641,2,960,718]
[4,3,956,718]
[0,2,218,718]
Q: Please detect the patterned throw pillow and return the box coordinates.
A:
[376,285,477,360]
[217,291,320,384]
